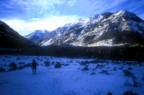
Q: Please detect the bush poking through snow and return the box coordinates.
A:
[82,66,89,71]
[100,70,109,75]
[123,90,139,95]
[123,70,134,77]
[44,61,51,67]
[95,64,100,69]
[18,62,25,65]
[142,77,144,80]
[124,80,132,86]
[132,76,139,87]
[95,64,105,69]
[0,67,5,72]
[128,66,132,70]
[118,66,124,70]
[124,76,139,87]
[54,62,62,68]
[113,67,117,71]
[8,62,17,71]
[16,57,21,60]
[80,60,102,66]
[90,72,95,75]
[107,92,112,95]
[123,69,139,87]
[80,61,88,66]
[63,64,69,66]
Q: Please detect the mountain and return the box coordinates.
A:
[25,30,49,44]
[0,20,36,49]
[35,10,144,47]
[40,18,88,46]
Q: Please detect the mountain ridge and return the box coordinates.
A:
[26,10,144,47]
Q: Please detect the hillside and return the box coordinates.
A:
[0,21,36,48]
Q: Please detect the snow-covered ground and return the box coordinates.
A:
[0,55,144,95]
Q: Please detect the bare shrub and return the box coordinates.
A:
[8,62,17,71]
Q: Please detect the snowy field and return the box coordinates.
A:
[0,55,144,95]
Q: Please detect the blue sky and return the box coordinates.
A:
[0,0,144,35]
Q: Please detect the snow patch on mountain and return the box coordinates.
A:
[68,18,89,26]
[88,39,114,47]
[41,38,52,46]
[88,39,126,47]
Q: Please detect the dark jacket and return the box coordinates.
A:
[32,60,37,69]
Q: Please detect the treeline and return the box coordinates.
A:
[41,46,144,61]
[0,45,144,61]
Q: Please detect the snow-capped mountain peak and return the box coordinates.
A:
[73,18,89,23]
[113,10,143,22]
[115,10,128,16]
[64,18,89,27]
[26,30,48,39]
[26,10,144,47]
[25,30,49,44]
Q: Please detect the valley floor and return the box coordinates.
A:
[0,55,144,95]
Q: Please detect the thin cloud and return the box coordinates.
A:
[1,0,143,19]
[2,15,82,35]
[0,0,77,19]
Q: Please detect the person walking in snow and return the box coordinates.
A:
[31,59,37,75]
